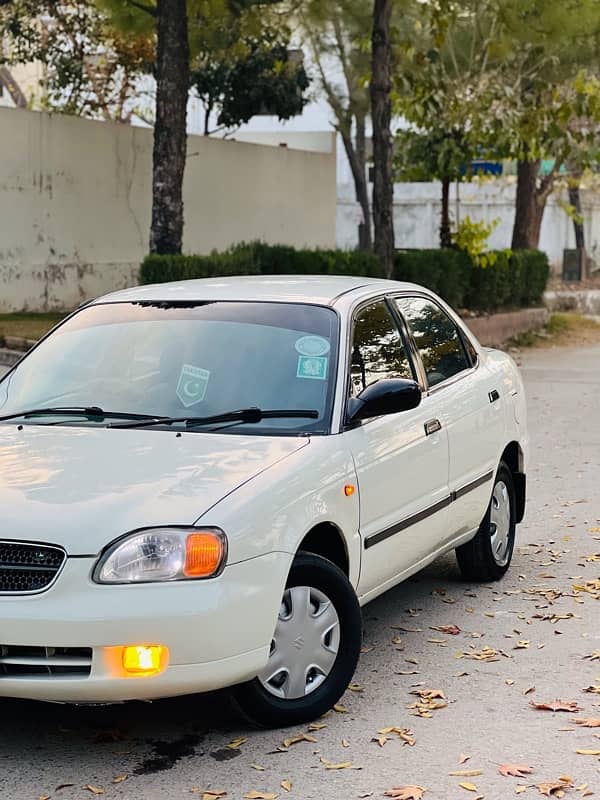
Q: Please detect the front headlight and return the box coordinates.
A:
[93,527,227,584]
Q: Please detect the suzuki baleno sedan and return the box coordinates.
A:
[0,276,527,726]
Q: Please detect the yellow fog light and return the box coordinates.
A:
[122,645,168,676]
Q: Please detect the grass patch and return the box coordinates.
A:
[0,313,66,346]
[506,312,600,350]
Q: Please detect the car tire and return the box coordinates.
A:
[456,462,516,582]
[231,551,362,728]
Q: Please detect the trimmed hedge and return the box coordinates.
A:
[140,242,549,314]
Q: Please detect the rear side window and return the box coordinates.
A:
[349,301,414,398]
[394,297,470,388]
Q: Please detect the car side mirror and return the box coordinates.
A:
[346,378,422,424]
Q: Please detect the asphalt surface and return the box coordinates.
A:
[1,344,599,800]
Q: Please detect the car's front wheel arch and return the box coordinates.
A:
[231,551,362,727]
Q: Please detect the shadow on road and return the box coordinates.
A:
[0,554,465,777]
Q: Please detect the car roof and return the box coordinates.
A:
[93,275,424,307]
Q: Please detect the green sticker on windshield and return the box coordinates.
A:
[176,364,210,407]
[297,356,328,381]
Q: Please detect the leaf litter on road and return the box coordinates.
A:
[498,764,534,778]
[384,786,426,799]
[529,700,582,713]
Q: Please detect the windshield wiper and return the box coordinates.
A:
[0,407,166,423]
[108,407,319,430]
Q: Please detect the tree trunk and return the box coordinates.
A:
[340,118,372,251]
[149,0,190,255]
[0,66,27,107]
[440,175,452,248]
[370,0,394,276]
[568,181,585,249]
[511,159,545,250]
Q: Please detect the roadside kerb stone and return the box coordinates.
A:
[465,307,549,347]
[0,348,23,367]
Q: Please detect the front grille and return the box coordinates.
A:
[0,645,92,677]
[0,541,65,593]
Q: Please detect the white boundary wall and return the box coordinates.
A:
[338,180,600,272]
[0,109,337,312]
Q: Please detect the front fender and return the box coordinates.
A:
[195,437,361,589]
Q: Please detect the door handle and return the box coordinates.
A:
[489,389,500,403]
[425,418,442,436]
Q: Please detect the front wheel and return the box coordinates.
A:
[231,552,362,728]
[456,462,516,582]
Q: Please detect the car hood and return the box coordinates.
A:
[0,425,309,554]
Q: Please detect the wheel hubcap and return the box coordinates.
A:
[258,586,340,700]
[490,480,512,567]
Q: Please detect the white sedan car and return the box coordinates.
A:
[0,276,527,726]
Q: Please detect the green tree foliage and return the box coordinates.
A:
[191,29,309,134]
[0,0,153,120]
[393,0,600,250]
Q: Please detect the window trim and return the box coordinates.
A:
[340,294,421,432]
[390,292,479,394]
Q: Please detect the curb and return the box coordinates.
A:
[465,308,549,348]
[0,348,23,368]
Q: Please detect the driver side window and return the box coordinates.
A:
[349,301,414,399]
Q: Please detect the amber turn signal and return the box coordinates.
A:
[344,484,356,496]
[122,645,168,676]
[184,532,225,577]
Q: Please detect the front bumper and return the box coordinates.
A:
[0,551,292,703]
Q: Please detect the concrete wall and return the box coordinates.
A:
[338,179,600,272]
[0,108,337,312]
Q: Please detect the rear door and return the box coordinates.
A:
[393,295,504,541]
[343,299,451,600]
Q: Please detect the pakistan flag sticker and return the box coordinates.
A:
[176,364,210,407]
[297,355,328,381]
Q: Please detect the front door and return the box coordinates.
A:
[344,300,450,601]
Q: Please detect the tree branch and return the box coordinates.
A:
[124,0,157,17]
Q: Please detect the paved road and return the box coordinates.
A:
[1,345,599,800]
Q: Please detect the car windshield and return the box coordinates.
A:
[0,301,339,435]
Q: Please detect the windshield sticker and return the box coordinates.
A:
[176,364,210,407]
[297,356,328,381]
[295,335,330,357]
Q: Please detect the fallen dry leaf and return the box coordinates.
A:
[281,733,317,749]
[582,685,600,695]
[448,770,483,777]
[200,793,227,800]
[499,764,534,778]
[348,683,364,692]
[227,736,248,749]
[575,749,600,756]
[457,647,500,662]
[536,777,573,796]
[84,787,105,796]
[458,754,470,764]
[112,775,127,784]
[333,704,348,713]
[458,782,478,792]
[307,722,327,732]
[244,793,277,800]
[384,786,426,800]
[430,625,461,635]
[320,758,353,769]
[251,765,266,771]
[573,718,600,727]
[280,779,292,792]
[530,700,581,713]
[582,651,600,662]
[378,727,416,746]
